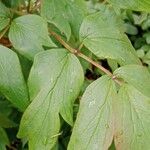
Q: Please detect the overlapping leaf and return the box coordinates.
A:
[114,84,150,150]
[68,75,150,149]
[114,65,150,97]
[18,49,84,149]
[0,45,29,111]
[0,112,17,128]
[108,0,150,12]
[41,0,85,40]
[68,76,116,149]
[79,6,141,65]
[9,15,56,60]
[0,2,12,31]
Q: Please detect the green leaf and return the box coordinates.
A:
[0,97,12,116]
[41,0,71,40]
[68,75,116,150]
[18,49,84,149]
[64,0,85,39]
[143,32,150,44]
[0,127,9,150]
[0,45,29,111]
[1,0,21,8]
[114,65,150,98]
[41,0,85,40]
[108,0,150,12]
[9,15,56,60]
[114,84,150,149]
[124,23,138,35]
[107,59,118,72]
[0,112,17,128]
[0,2,11,31]
[79,6,141,65]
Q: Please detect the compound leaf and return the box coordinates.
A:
[0,45,29,111]
[114,65,150,98]
[18,49,84,150]
[9,15,56,60]
[80,6,140,65]
[68,76,116,150]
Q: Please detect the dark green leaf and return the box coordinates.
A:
[0,2,11,31]
[0,127,9,150]
[2,0,21,8]
[0,112,17,128]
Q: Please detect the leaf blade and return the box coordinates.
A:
[114,65,150,98]
[114,84,150,150]
[41,0,85,40]
[9,15,56,60]
[0,2,11,31]
[0,45,29,111]
[18,49,84,149]
[68,76,116,150]
[0,127,9,150]
[79,6,140,65]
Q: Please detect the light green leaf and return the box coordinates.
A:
[124,23,138,35]
[0,127,9,150]
[114,65,150,98]
[0,45,29,111]
[68,76,116,150]
[64,0,85,39]
[0,2,11,31]
[9,15,56,60]
[41,0,71,40]
[108,0,150,12]
[80,6,141,65]
[18,49,84,149]
[114,84,150,150]
[107,59,118,72]
[0,112,17,128]
[41,0,85,40]
[143,32,150,44]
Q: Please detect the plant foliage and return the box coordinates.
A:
[0,0,150,150]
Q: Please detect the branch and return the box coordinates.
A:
[49,29,122,85]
